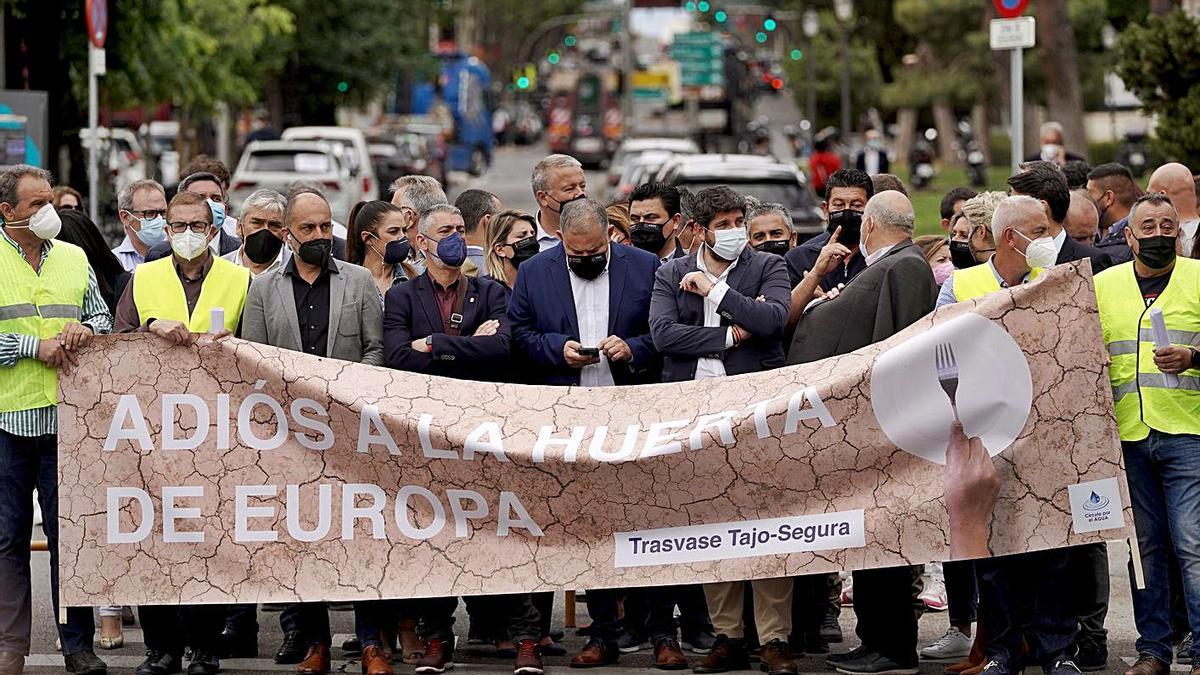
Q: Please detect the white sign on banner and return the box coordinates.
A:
[990,16,1036,51]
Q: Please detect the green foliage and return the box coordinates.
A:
[1115,10,1200,166]
[781,10,884,127]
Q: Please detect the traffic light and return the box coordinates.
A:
[684,1,696,10]
[697,1,710,11]
[336,81,349,93]
[517,76,531,90]
[789,48,803,61]
[548,51,561,65]
[763,17,777,31]
[564,34,577,47]
[755,31,768,43]
[714,10,727,22]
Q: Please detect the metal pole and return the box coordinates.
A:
[87,46,99,225]
[621,0,635,136]
[1010,47,1022,176]
[839,26,851,141]
[806,46,816,129]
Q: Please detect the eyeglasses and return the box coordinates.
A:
[167,221,212,234]
[127,208,166,219]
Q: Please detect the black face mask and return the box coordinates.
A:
[755,239,791,256]
[827,209,864,247]
[629,222,667,253]
[1134,234,1177,270]
[294,237,332,268]
[949,240,981,269]
[383,238,410,265]
[509,235,540,266]
[243,228,284,265]
[548,193,586,214]
[567,251,607,280]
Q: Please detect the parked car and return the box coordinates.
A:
[659,154,823,238]
[230,141,354,223]
[379,116,449,192]
[79,127,148,223]
[607,137,700,189]
[280,126,378,202]
[613,150,677,200]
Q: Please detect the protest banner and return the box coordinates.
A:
[58,263,1132,606]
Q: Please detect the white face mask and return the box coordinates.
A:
[171,230,209,261]
[708,227,747,261]
[1012,229,1057,269]
[6,203,62,240]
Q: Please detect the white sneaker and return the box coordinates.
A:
[919,627,972,660]
[918,571,948,612]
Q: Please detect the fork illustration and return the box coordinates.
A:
[935,342,961,424]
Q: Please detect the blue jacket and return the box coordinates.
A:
[508,243,660,386]
[383,272,511,381]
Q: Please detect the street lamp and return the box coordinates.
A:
[834,0,853,145]
[802,9,819,133]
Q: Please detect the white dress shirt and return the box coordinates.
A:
[535,211,562,252]
[221,246,289,278]
[568,257,613,387]
[1052,226,1067,257]
[693,251,738,380]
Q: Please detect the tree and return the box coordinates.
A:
[781,10,884,133]
[1114,9,1200,167]
[1035,0,1087,159]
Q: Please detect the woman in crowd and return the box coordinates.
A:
[345,200,419,302]
[483,209,538,289]
[606,201,632,245]
[53,185,83,210]
[915,234,954,285]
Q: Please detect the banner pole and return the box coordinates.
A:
[1129,537,1145,590]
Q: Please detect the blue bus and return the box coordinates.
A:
[410,51,494,176]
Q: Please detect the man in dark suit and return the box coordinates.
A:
[788,191,937,675]
[854,129,890,176]
[783,169,874,293]
[649,186,796,675]
[1008,161,1112,274]
[381,203,544,675]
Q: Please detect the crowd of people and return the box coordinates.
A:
[1,146,1200,675]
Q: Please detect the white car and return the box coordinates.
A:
[78,127,148,197]
[281,126,379,202]
[230,141,355,224]
[607,137,700,191]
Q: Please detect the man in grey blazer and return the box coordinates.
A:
[239,189,383,675]
[788,190,937,675]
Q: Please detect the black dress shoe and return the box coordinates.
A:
[135,651,182,675]
[64,651,107,675]
[186,650,219,675]
[216,631,257,659]
[275,632,306,665]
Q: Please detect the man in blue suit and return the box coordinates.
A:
[508,198,660,387]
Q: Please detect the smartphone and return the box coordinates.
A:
[578,347,600,357]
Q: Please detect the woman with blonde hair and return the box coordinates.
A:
[949,190,1006,269]
[483,210,539,288]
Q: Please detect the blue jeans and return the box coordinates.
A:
[0,431,94,656]
[1123,430,1200,663]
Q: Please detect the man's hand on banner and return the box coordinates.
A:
[563,340,600,368]
[37,336,78,373]
[680,271,715,297]
[945,422,999,560]
[1153,345,1193,375]
[598,335,632,362]
[59,322,94,351]
[148,319,192,346]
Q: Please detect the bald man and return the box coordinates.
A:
[1065,190,1101,245]
[1148,163,1200,251]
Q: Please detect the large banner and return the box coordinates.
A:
[59,263,1132,606]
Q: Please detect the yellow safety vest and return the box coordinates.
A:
[0,240,89,412]
[952,262,1043,302]
[131,255,249,333]
[1094,258,1200,441]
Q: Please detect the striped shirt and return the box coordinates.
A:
[0,231,113,437]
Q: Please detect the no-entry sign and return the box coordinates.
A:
[994,0,1029,19]
[86,0,108,48]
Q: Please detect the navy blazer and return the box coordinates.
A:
[383,272,511,380]
[650,246,792,383]
[508,243,660,386]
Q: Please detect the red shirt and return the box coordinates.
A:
[432,276,463,332]
[810,151,842,196]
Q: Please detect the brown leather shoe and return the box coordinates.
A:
[360,645,394,675]
[414,638,453,674]
[570,640,618,668]
[653,638,688,670]
[297,645,330,675]
[1123,655,1169,675]
[693,636,750,673]
[513,639,544,675]
[758,639,796,675]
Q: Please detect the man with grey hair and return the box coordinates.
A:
[390,175,449,274]
[111,178,169,271]
[222,188,289,277]
[936,195,1051,308]
[530,153,586,251]
[746,202,796,256]
[788,189,935,675]
[1026,120,1083,165]
[510,197,662,667]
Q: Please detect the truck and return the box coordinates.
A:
[406,51,495,176]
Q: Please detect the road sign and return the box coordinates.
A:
[86,0,108,49]
[993,0,1030,19]
[990,17,1036,50]
[671,31,724,88]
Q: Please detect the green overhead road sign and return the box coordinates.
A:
[671,31,724,88]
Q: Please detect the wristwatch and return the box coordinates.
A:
[1190,346,1200,369]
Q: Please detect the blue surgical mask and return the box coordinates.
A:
[207,199,226,230]
[133,214,167,246]
[429,232,468,268]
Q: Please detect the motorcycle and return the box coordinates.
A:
[909,128,937,190]
[957,120,987,188]
[1116,129,1149,178]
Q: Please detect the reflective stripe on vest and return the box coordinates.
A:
[952,262,1043,302]
[131,255,249,333]
[0,240,90,412]
[1095,258,1200,442]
